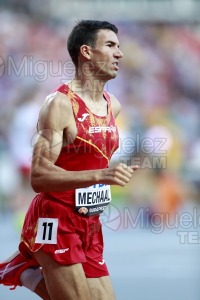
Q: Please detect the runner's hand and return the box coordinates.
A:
[100,163,139,186]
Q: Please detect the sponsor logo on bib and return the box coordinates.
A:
[75,184,111,216]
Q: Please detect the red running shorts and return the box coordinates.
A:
[19,193,109,278]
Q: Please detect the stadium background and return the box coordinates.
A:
[0,0,200,299]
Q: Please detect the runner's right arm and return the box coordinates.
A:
[31,92,138,193]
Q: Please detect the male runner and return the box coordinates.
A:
[0,20,138,300]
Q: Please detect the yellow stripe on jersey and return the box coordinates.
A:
[76,136,109,163]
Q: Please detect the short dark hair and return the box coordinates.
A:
[67,20,118,66]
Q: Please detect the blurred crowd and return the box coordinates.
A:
[0,8,200,227]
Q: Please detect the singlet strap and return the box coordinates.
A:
[103,90,110,101]
[54,84,69,95]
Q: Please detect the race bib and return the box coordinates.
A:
[35,218,58,244]
[75,184,111,216]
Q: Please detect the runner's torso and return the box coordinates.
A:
[44,84,119,212]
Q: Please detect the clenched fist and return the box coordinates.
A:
[100,163,139,186]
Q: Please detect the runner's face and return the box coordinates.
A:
[90,29,123,80]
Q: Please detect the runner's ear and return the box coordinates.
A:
[80,45,91,60]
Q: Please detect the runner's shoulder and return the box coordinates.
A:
[43,91,72,113]
[38,91,73,129]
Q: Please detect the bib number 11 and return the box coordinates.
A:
[35,218,58,244]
